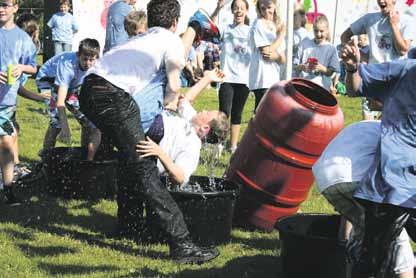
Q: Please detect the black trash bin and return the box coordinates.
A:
[275,213,347,278]
[143,175,239,246]
[42,147,118,200]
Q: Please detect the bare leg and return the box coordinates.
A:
[230,124,241,151]
[338,216,353,241]
[43,126,60,150]
[0,136,15,187]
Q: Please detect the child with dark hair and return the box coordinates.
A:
[79,0,221,264]
[47,0,78,55]
[0,0,37,205]
[36,38,101,160]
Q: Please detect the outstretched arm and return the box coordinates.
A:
[341,39,362,97]
[184,68,225,103]
[211,0,225,23]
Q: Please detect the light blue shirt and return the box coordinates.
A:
[47,12,78,44]
[354,59,416,208]
[104,0,133,53]
[36,52,87,92]
[0,26,37,106]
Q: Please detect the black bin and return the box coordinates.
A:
[146,175,239,246]
[275,213,347,278]
[43,147,118,200]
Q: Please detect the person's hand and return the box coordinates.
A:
[136,136,163,158]
[204,68,225,83]
[58,126,71,144]
[388,9,400,26]
[262,50,280,62]
[313,63,327,74]
[0,72,7,84]
[341,38,360,68]
[217,0,225,9]
[12,64,24,79]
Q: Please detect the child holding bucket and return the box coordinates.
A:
[248,0,286,110]
[294,15,339,91]
[312,120,414,278]
[339,36,416,278]
[0,0,37,205]
[36,39,101,161]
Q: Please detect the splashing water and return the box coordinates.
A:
[201,142,223,188]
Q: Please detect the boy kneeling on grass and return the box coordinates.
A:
[36,38,101,161]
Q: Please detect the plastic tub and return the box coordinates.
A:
[42,147,118,200]
[275,213,347,278]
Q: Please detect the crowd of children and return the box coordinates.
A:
[1,0,416,272]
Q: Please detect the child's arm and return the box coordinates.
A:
[388,10,411,56]
[184,68,225,104]
[211,0,225,22]
[260,27,286,64]
[18,86,50,102]
[136,136,186,184]
[56,86,71,143]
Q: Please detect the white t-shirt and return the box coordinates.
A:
[312,120,381,192]
[219,23,251,84]
[158,100,201,184]
[88,27,185,94]
[350,12,415,63]
[248,18,285,91]
[294,38,340,90]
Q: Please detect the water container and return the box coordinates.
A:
[227,79,344,231]
[143,176,239,246]
[42,147,118,200]
[275,214,347,278]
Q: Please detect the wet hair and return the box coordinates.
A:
[16,13,40,49]
[231,0,250,25]
[205,112,230,144]
[256,0,283,33]
[313,14,330,42]
[78,38,100,58]
[147,0,180,29]
[124,10,147,37]
[408,47,416,59]
[293,9,306,28]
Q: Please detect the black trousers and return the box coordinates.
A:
[218,82,250,125]
[79,74,189,243]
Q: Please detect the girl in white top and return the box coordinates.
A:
[294,15,340,91]
[211,0,251,152]
[248,0,286,110]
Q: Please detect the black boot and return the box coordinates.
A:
[170,238,219,264]
[3,186,22,206]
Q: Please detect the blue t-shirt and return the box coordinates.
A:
[103,0,133,53]
[354,59,416,208]
[0,26,37,106]
[36,52,87,92]
[47,12,78,44]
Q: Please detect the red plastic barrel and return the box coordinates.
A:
[227,78,344,231]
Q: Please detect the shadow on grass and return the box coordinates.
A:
[229,233,280,251]
[118,255,283,278]
[18,244,77,257]
[38,263,120,276]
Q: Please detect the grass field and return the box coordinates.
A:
[0,76,363,278]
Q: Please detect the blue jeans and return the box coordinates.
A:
[53,41,72,55]
[79,74,189,243]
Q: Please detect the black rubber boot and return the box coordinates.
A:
[170,238,219,264]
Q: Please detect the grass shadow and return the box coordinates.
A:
[38,262,120,276]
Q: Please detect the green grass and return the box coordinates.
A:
[0,78,363,277]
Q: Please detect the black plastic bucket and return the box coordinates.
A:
[145,175,239,246]
[42,147,118,200]
[275,213,347,278]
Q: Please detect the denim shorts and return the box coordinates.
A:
[0,105,17,136]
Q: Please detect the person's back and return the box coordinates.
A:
[103,0,135,53]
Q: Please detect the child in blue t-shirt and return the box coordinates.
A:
[47,0,78,55]
[36,39,100,161]
[0,0,37,205]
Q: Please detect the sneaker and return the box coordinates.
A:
[188,9,220,44]
[170,239,219,264]
[13,164,31,181]
[4,189,22,206]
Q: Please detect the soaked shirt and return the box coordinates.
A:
[353,59,416,208]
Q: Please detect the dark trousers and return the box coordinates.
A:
[79,74,189,243]
[352,199,413,278]
[252,88,268,112]
[218,82,250,125]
